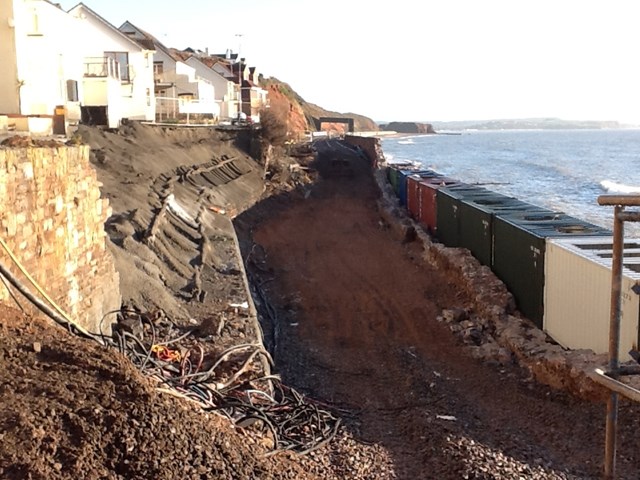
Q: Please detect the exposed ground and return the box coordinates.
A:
[236,139,640,479]
[1,127,639,479]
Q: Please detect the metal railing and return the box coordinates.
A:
[83,57,120,79]
[155,97,220,125]
[592,194,640,479]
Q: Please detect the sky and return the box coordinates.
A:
[61,0,640,124]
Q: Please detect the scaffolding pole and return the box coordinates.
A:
[593,194,640,479]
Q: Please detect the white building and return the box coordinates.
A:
[183,56,237,120]
[69,3,155,128]
[119,22,219,123]
[0,0,84,135]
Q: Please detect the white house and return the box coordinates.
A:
[118,22,219,122]
[0,0,84,135]
[212,59,268,122]
[68,3,155,128]
[183,56,238,120]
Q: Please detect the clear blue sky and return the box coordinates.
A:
[63,0,640,124]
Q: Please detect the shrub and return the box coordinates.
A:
[259,104,289,146]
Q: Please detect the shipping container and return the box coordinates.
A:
[435,185,493,247]
[545,236,640,361]
[387,163,413,194]
[493,215,612,327]
[398,169,437,207]
[406,171,443,219]
[418,177,463,234]
[458,195,543,267]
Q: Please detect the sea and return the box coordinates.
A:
[382,128,640,237]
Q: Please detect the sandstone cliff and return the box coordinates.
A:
[261,78,378,136]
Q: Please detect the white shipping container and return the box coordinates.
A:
[544,236,640,362]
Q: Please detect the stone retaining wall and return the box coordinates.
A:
[0,145,120,334]
[343,135,385,168]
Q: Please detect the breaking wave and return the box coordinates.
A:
[600,180,640,194]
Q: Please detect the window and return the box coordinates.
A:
[66,80,78,102]
[105,51,130,82]
[27,8,41,36]
[153,62,164,82]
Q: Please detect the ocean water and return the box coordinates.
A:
[382,129,640,237]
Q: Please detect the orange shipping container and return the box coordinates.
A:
[406,172,441,219]
[417,177,462,234]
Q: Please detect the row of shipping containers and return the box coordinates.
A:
[386,164,639,361]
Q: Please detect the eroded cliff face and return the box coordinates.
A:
[264,84,310,139]
[261,78,378,136]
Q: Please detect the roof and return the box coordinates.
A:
[68,3,151,52]
[119,21,170,56]
[213,61,236,78]
[168,49,191,62]
[199,57,219,68]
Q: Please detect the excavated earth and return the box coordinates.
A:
[1,127,639,479]
[235,140,640,479]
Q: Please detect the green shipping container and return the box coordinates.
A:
[435,185,491,247]
[458,195,542,267]
[493,214,612,327]
[387,163,414,198]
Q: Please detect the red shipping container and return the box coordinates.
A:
[406,172,441,219]
[418,177,462,233]
[406,176,422,219]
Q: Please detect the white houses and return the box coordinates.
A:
[119,22,219,122]
[0,0,85,135]
[0,1,267,134]
[69,3,155,128]
[183,56,237,120]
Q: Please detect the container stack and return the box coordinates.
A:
[384,163,640,357]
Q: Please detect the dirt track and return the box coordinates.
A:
[239,139,640,479]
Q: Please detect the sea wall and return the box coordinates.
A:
[0,145,121,334]
[367,147,609,400]
[344,135,385,168]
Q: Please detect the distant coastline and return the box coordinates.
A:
[429,118,633,131]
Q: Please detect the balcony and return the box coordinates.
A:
[84,57,120,80]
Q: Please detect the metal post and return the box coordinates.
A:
[604,204,624,479]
